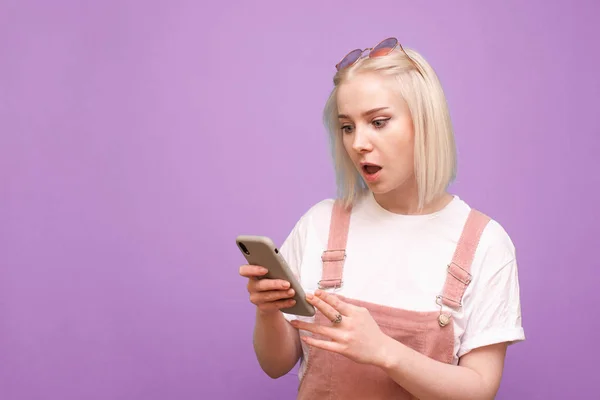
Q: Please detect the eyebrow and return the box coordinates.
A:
[338,107,389,120]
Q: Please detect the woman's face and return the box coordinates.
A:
[337,72,416,197]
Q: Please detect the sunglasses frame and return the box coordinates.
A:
[334,37,418,72]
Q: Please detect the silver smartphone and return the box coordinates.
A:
[236,235,315,317]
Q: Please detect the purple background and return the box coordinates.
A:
[1,1,598,399]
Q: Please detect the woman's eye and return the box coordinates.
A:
[373,118,390,128]
[341,125,353,134]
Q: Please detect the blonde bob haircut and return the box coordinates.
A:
[322,47,457,211]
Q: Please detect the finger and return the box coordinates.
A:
[301,334,344,353]
[290,319,341,340]
[254,278,291,292]
[248,279,292,295]
[251,288,296,304]
[314,289,352,316]
[257,298,296,312]
[239,265,268,278]
[306,292,345,323]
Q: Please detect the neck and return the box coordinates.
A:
[372,181,453,215]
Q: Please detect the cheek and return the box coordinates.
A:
[341,135,354,156]
[385,133,414,166]
[393,122,414,154]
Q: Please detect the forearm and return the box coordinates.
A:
[377,336,499,400]
[253,310,302,379]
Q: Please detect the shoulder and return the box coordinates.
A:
[461,205,520,300]
[452,196,516,265]
[280,198,336,247]
[290,198,337,234]
[477,213,517,269]
[278,198,337,275]
[449,197,518,282]
[302,198,337,220]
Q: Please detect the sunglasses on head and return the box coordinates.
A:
[335,37,415,71]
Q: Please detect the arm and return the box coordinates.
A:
[253,308,302,379]
[291,220,524,397]
[378,336,507,400]
[240,263,303,379]
[252,212,309,378]
[378,225,522,399]
[292,283,522,400]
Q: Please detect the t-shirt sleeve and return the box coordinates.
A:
[458,222,526,358]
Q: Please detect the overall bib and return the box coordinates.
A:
[296,200,490,400]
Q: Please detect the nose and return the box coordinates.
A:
[351,127,373,153]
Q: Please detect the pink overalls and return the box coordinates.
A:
[296,200,490,400]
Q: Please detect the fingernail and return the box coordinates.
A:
[306,293,314,300]
[287,289,295,295]
[314,289,322,296]
[282,281,290,288]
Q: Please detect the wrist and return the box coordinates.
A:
[256,308,283,321]
[376,334,403,372]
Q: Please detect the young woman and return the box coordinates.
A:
[239,37,525,400]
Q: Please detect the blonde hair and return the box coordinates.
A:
[323,47,457,210]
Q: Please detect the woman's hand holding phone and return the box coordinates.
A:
[239,264,297,314]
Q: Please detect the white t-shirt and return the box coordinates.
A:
[279,191,525,379]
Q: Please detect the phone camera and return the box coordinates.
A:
[238,242,250,255]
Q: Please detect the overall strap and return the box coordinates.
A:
[318,199,352,289]
[439,209,491,310]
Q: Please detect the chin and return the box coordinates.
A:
[364,181,392,194]
[366,176,412,197]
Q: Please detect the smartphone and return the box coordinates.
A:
[236,235,315,317]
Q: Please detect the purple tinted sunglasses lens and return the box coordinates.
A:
[371,38,398,56]
[337,49,363,70]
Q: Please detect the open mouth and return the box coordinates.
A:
[362,163,382,176]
